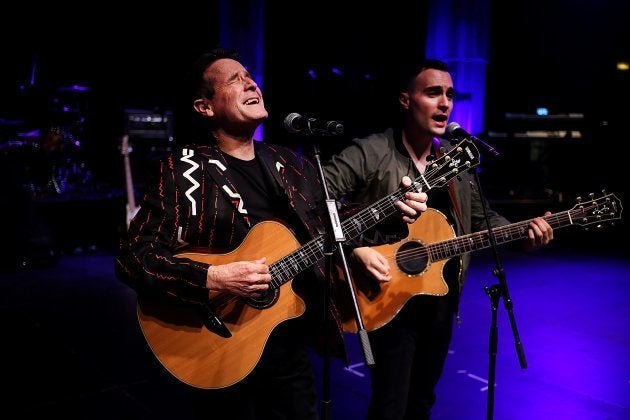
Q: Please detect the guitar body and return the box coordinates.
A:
[338,192,623,333]
[132,139,493,388]
[337,209,456,333]
[137,221,305,389]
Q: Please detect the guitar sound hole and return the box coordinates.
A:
[246,287,279,309]
[396,241,428,275]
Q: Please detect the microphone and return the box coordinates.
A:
[446,122,501,158]
[284,113,344,136]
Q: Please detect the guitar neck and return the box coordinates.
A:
[338,139,480,245]
[428,209,574,261]
[268,139,482,290]
[268,190,408,289]
[268,196,405,290]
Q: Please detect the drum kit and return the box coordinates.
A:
[0,84,93,199]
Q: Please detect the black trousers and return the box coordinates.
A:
[366,294,456,420]
[190,321,319,420]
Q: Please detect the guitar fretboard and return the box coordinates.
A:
[268,139,481,289]
[427,193,621,261]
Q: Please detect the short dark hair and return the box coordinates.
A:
[190,47,239,101]
[398,58,450,92]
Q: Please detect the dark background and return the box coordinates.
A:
[1,1,628,256]
[0,5,627,418]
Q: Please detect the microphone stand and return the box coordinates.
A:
[471,167,527,420]
[311,144,374,420]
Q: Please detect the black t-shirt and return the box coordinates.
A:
[221,152,309,242]
[222,152,280,225]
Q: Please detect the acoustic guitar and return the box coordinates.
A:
[336,192,623,333]
[136,138,481,389]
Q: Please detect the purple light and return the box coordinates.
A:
[57,84,91,93]
[330,67,344,76]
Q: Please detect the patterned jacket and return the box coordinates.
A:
[116,141,327,296]
[115,140,349,358]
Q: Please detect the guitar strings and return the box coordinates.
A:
[381,197,614,267]
[206,144,478,309]
[341,144,475,241]
[204,154,623,310]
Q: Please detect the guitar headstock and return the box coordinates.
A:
[345,138,480,244]
[422,138,481,189]
[570,192,623,228]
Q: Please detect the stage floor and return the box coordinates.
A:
[1,240,628,419]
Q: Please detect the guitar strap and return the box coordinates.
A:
[433,138,464,231]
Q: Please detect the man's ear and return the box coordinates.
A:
[193,98,213,116]
[399,92,410,110]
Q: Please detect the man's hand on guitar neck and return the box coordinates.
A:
[524,211,554,252]
[395,176,429,224]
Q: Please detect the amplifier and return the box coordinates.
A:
[124,109,174,141]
